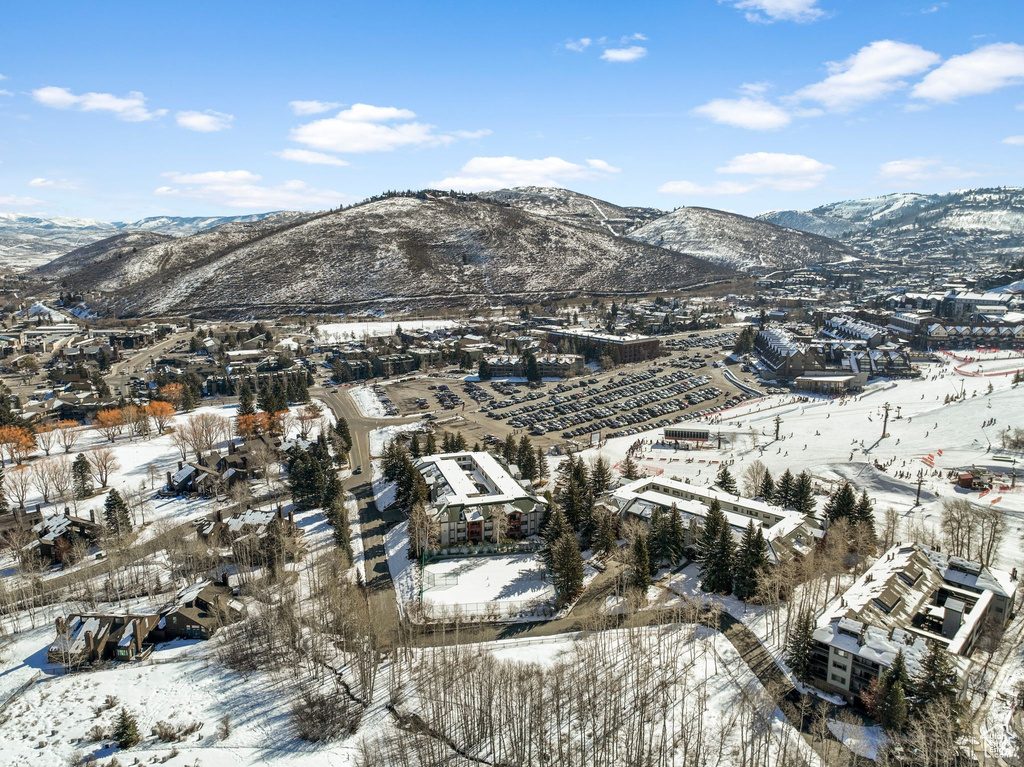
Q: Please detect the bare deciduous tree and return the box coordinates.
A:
[88,447,120,487]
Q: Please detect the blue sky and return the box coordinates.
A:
[1,0,1023,220]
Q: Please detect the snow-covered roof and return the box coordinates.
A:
[415,451,536,510]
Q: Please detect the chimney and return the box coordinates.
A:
[166,471,172,488]
[89,509,95,523]
[64,507,71,518]
[134,619,144,654]
[288,509,294,527]
[228,441,236,455]
[35,503,41,513]
[178,461,183,471]
[276,505,284,521]
[84,630,94,658]
[56,616,65,634]
[215,508,223,523]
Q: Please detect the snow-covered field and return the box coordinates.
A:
[348,385,390,418]
[420,553,555,618]
[316,319,458,343]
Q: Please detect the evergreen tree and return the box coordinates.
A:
[666,504,687,564]
[879,680,908,732]
[758,469,775,501]
[260,517,286,576]
[477,358,492,381]
[632,533,652,592]
[824,482,858,523]
[590,457,612,496]
[540,507,571,568]
[649,506,674,569]
[733,520,767,600]
[698,500,734,593]
[550,532,585,605]
[912,641,960,712]
[333,416,352,453]
[524,352,541,383]
[408,433,421,458]
[180,385,196,412]
[425,431,437,456]
[593,509,617,557]
[854,490,876,533]
[792,471,815,515]
[536,447,549,481]
[103,489,132,536]
[326,492,353,561]
[715,463,737,493]
[774,469,795,508]
[786,610,816,684]
[501,436,517,465]
[238,383,255,416]
[517,435,537,480]
[72,453,92,498]
[113,707,141,749]
[620,453,641,481]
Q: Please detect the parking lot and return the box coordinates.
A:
[381,329,763,451]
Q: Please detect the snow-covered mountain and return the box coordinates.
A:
[757,187,1024,260]
[0,211,292,269]
[627,206,856,271]
[42,195,733,317]
[478,186,663,236]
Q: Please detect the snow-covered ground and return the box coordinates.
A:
[577,352,1024,574]
[348,385,390,418]
[316,319,458,343]
[420,553,555,619]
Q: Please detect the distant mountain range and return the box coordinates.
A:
[39,195,732,317]
[0,211,288,268]
[23,185,1024,317]
[757,187,1024,261]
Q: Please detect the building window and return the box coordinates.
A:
[832,661,847,672]
[830,674,846,684]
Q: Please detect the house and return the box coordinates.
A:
[32,509,102,564]
[413,451,547,546]
[155,579,245,641]
[47,579,243,668]
[48,612,161,667]
[810,543,1018,703]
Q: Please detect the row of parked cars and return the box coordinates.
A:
[370,384,400,416]
[664,330,739,351]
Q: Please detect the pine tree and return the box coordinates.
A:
[590,457,612,496]
[880,680,908,732]
[524,352,541,383]
[620,453,641,481]
[540,507,571,568]
[593,509,617,557]
[698,500,734,593]
[180,385,196,412]
[425,431,437,456]
[238,384,255,416]
[535,447,549,481]
[409,433,421,458]
[113,707,141,749]
[758,469,775,501]
[774,469,795,508]
[733,520,767,601]
[550,532,585,606]
[103,489,132,536]
[666,504,686,564]
[632,533,652,592]
[649,506,674,569]
[517,435,536,480]
[913,640,960,712]
[478,358,492,381]
[824,482,857,523]
[792,471,815,515]
[74,453,93,500]
[786,610,815,683]
[715,464,737,493]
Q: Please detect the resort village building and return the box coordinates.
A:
[414,451,547,546]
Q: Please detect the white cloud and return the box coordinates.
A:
[693,97,792,130]
[0,75,6,80]
[429,155,620,191]
[0,194,44,208]
[726,0,825,23]
[0,90,11,97]
[660,151,832,196]
[28,177,80,190]
[877,157,979,180]
[912,43,1024,102]
[175,110,233,132]
[290,103,482,153]
[601,46,647,63]
[155,169,346,210]
[275,148,350,166]
[1003,135,1024,145]
[921,3,947,12]
[793,40,941,111]
[564,37,592,52]
[31,86,166,122]
[289,100,343,115]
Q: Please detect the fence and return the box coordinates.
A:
[416,597,556,623]
[423,571,459,590]
[424,541,541,561]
